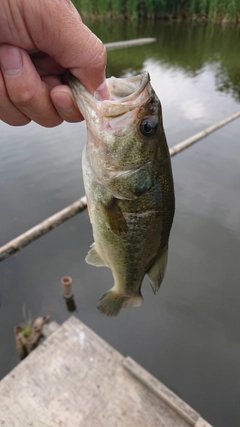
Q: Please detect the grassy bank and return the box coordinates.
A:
[72,0,240,22]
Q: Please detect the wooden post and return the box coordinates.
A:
[61,276,77,312]
[61,276,73,299]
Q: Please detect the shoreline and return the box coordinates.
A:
[71,1,240,24]
[80,15,240,24]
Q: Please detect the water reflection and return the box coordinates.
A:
[216,65,240,102]
[87,21,240,102]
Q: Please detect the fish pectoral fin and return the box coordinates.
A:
[147,246,168,294]
[110,167,153,199]
[98,199,128,236]
[85,243,107,267]
[97,290,143,316]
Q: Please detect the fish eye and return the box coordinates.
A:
[140,117,158,137]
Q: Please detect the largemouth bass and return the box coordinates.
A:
[69,72,175,316]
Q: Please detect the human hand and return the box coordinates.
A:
[0,0,107,127]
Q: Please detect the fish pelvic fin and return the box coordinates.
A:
[85,243,106,267]
[97,290,143,317]
[147,246,168,294]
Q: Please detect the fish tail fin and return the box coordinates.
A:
[97,290,143,317]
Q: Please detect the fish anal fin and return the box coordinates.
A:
[147,247,168,294]
[85,243,106,267]
[98,199,128,236]
[97,290,143,316]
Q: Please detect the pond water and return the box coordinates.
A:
[0,21,240,427]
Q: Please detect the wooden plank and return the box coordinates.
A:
[42,321,60,338]
[0,316,213,427]
[194,417,213,427]
[123,356,199,425]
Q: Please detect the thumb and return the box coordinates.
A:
[69,25,108,97]
[22,0,107,94]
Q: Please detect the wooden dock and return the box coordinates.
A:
[0,316,213,427]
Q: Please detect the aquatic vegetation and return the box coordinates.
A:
[72,0,240,21]
[21,304,33,338]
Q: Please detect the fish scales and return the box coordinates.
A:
[70,72,175,316]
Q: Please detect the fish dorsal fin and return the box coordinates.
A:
[86,243,106,267]
[147,247,168,294]
[98,199,128,236]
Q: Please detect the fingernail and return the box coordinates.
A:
[94,80,109,101]
[51,91,74,112]
[0,46,23,75]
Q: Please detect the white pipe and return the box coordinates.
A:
[169,111,240,157]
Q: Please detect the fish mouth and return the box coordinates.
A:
[69,72,151,119]
[102,72,150,103]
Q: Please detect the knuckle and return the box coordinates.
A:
[11,89,36,109]
[0,75,31,126]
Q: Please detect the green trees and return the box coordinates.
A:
[72,0,240,21]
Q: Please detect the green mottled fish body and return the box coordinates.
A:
[70,73,175,316]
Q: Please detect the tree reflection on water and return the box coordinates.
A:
[87,20,240,102]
